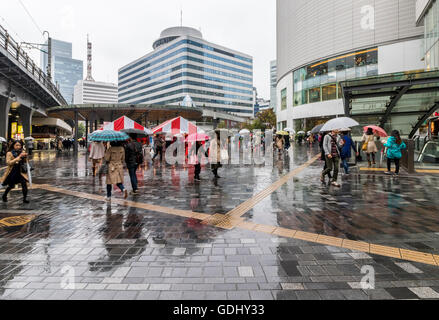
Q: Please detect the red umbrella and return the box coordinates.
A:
[186,133,210,142]
[364,125,387,137]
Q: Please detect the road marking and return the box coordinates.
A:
[226,154,320,219]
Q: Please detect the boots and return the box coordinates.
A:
[368,161,372,167]
[2,187,12,203]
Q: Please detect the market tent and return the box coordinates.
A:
[102,116,148,132]
[152,116,204,135]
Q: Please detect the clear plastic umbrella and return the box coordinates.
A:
[320,117,359,132]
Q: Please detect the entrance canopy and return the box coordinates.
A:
[341,70,439,138]
[103,116,146,131]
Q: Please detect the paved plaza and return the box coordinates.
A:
[1,145,439,300]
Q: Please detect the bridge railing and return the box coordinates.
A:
[0,24,67,106]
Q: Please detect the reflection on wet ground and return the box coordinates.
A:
[0,145,439,300]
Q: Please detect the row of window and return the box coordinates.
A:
[119,41,252,80]
[119,57,252,91]
[152,97,254,114]
[126,88,253,108]
[120,39,252,75]
[292,48,378,106]
[120,82,253,104]
[119,47,252,85]
[119,71,253,100]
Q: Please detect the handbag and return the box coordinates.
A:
[98,162,108,175]
[21,161,34,174]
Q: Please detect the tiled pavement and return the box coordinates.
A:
[0,146,439,300]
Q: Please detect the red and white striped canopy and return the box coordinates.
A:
[152,117,204,135]
[102,116,146,131]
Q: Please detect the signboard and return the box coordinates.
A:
[0,215,37,227]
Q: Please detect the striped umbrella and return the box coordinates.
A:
[89,130,130,142]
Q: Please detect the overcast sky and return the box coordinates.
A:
[1,0,276,99]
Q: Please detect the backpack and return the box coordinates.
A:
[134,143,144,165]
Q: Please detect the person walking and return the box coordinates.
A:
[125,134,143,194]
[362,128,378,167]
[321,129,344,187]
[275,135,285,156]
[284,134,291,150]
[340,131,358,174]
[208,131,222,179]
[319,132,331,183]
[152,134,165,162]
[192,140,208,181]
[26,139,34,156]
[104,141,128,201]
[384,130,406,176]
[89,141,106,177]
[1,140,29,203]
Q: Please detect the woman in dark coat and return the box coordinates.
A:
[1,140,29,203]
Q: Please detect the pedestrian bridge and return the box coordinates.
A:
[0,24,67,138]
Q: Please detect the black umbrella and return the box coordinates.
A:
[120,128,152,137]
[311,124,325,134]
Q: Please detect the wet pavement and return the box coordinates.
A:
[0,145,439,300]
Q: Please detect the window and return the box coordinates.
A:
[281,88,287,111]
[322,84,337,101]
[309,87,321,103]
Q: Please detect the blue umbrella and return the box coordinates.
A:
[89,130,130,142]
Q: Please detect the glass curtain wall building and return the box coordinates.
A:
[118,27,254,118]
[41,39,83,104]
[270,60,277,111]
[276,0,424,132]
[417,0,439,70]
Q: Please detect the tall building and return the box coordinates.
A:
[73,80,118,104]
[416,0,439,70]
[270,60,277,111]
[41,39,83,104]
[276,0,425,131]
[118,26,254,118]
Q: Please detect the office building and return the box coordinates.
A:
[276,0,425,131]
[73,80,118,104]
[41,39,83,104]
[417,0,439,70]
[270,60,277,111]
[118,26,254,118]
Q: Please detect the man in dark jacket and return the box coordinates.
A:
[125,134,143,194]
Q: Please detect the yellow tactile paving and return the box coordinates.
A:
[316,235,344,247]
[370,244,402,259]
[31,173,439,267]
[226,154,320,218]
[400,249,437,266]
[294,231,319,242]
[272,227,297,238]
[342,240,370,253]
[416,169,439,174]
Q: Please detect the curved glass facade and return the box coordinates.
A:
[293,48,378,106]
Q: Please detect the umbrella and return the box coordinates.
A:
[186,133,210,142]
[239,129,250,135]
[0,137,6,143]
[24,137,34,141]
[320,117,359,132]
[121,128,152,137]
[284,128,295,133]
[89,130,130,142]
[311,124,324,134]
[297,131,306,135]
[276,131,289,136]
[364,125,388,137]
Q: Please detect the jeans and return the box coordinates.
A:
[341,157,349,174]
[107,183,124,198]
[128,166,138,191]
[153,147,163,161]
[194,163,201,178]
[387,158,400,174]
[322,156,340,182]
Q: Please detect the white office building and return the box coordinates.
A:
[74,80,118,104]
[118,26,254,118]
[276,0,425,131]
[270,60,277,111]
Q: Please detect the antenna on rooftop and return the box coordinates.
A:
[180,9,183,27]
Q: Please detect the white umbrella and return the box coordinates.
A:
[24,137,35,141]
[284,128,295,133]
[297,131,306,135]
[320,117,359,132]
[0,137,6,143]
[239,129,250,135]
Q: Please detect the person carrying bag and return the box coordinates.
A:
[384,130,406,176]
